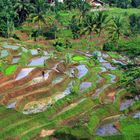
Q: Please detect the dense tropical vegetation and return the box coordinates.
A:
[0,0,140,140]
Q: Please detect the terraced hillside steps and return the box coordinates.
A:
[1,63,65,107]
[0,44,133,139]
[0,46,128,114]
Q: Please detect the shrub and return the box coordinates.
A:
[65,53,73,64]
[103,42,115,51]
[53,39,72,51]
[69,15,81,39]
[129,14,140,35]
[43,25,58,39]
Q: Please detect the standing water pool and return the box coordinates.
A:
[16,68,34,80]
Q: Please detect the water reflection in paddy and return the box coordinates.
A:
[12,57,20,64]
[21,47,28,52]
[120,99,134,111]
[28,56,49,66]
[133,111,140,118]
[44,51,49,56]
[31,49,38,55]
[96,123,119,136]
[102,63,116,70]
[7,101,16,109]
[76,65,88,79]
[0,50,9,58]
[3,45,19,50]
[52,76,64,85]
[112,59,126,65]
[16,68,34,80]
[100,67,107,73]
[98,57,107,63]
[80,82,92,91]
[102,53,110,59]
[109,74,116,83]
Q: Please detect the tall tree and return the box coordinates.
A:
[14,0,33,25]
[131,0,140,7]
[129,14,140,35]
[83,13,96,39]
[76,0,91,19]
[0,0,16,37]
[94,12,109,36]
[31,0,49,31]
[69,15,81,39]
[108,16,124,48]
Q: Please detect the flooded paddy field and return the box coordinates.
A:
[0,44,139,140]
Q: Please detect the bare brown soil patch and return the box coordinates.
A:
[40,129,55,138]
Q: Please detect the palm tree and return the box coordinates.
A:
[83,13,96,39]
[64,0,78,10]
[108,16,124,48]
[14,0,33,25]
[0,0,16,38]
[94,12,109,36]
[121,66,140,99]
[69,15,81,39]
[31,0,49,31]
[77,0,91,19]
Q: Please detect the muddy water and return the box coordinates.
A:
[23,102,50,114]
[54,81,75,98]
[52,76,64,85]
[23,81,74,114]
[52,61,63,73]
[96,75,103,83]
[16,68,35,80]
[51,81,75,102]
[76,65,88,79]
[31,71,50,85]
[94,84,110,98]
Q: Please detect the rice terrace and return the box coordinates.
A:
[0,0,140,140]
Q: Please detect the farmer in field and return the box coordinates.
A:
[42,60,47,78]
[42,71,45,78]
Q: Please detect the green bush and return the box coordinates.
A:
[43,25,58,39]
[53,39,72,51]
[103,42,115,51]
[129,14,140,35]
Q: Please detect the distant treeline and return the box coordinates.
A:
[102,0,140,8]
